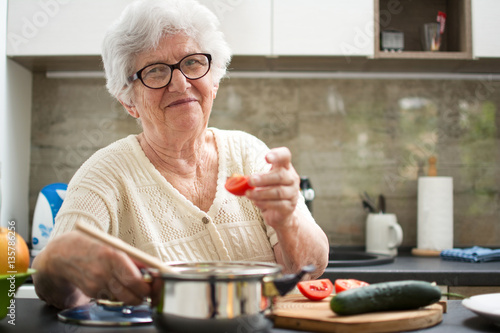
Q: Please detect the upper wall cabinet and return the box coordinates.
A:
[272,0,374,57]
[6,0,132,56]
[471,0,500,58]
[198,0,272,56]
[9,0,498,69]
[6,0,271,57]
[7,0,368,58]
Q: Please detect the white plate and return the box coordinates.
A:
[462,293,500,326]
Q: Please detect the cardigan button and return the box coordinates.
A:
[202,217,209,224]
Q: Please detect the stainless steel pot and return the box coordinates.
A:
[152,261,314,333]
[73,223,314,331]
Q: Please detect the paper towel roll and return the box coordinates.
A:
[417,177,453,251]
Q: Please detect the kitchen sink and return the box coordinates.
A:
[328,249,395,267]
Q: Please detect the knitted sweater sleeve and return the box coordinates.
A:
[50,139,130,240]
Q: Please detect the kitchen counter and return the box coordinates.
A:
[320,252,500,286]
[0,298,499,332]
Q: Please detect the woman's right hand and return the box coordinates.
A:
[32,230,151,309]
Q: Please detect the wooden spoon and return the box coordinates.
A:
[75,221,178,274]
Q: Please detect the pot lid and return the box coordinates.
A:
[160,261,282,280]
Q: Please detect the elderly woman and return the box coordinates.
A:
[32,0,329,309]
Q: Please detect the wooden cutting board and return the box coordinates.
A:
[271,294,443,333]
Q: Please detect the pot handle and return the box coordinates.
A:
[263,264,316,297]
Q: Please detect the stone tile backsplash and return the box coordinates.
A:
[30,73,500,248]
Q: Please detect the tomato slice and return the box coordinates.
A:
[225,174,254,196]
[297,279,334,301]
[334,279,370,294]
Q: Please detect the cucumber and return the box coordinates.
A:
[330,280,441,315]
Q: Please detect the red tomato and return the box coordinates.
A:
[225,174,254,196]
[297,279,334,301]
[334,279,370,294]
[260,295,270,311]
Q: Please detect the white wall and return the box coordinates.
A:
[1,0,33,239]
[0,0,7,228]
[1,59,32,239]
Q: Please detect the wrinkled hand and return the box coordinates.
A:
[247,147,300,229]
[43,231,151,306]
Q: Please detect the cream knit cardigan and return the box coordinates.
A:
[51,128,312,264]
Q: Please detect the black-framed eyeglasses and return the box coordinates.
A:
[128,53,212,89]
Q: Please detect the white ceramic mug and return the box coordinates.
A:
[366,213,403,256]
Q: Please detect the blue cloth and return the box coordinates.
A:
[440,246,500,263]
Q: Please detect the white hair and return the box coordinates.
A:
[101,0,232,105]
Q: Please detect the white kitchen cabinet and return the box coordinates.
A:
[6,0,133,56]
[273,0,374,57]
[6,0,271,57]
[198,0,272,56]
[471,0,500,58]
[7,0,371,58]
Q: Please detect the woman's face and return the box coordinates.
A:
[124,33,218,142]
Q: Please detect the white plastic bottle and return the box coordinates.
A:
[31,183,67,256]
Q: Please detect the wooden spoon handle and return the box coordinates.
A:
[75,221,178,274]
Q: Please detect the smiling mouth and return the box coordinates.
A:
[168,98,197,107]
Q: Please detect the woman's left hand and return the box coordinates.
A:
[247,147,300,229]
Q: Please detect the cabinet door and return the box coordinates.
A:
[6,0,133,56]
[7,0,271,57]
[273,0,374,56]
[198,0,272,56]
[472,0,500,58]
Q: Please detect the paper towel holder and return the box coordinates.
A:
[412,155,453,257]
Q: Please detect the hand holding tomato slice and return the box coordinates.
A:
[225,174,255,196]
[334,279,370,294]
[297,279,334,301]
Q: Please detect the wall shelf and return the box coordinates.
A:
[374,0,472,60]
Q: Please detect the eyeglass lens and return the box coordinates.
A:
[140,54,210,88]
